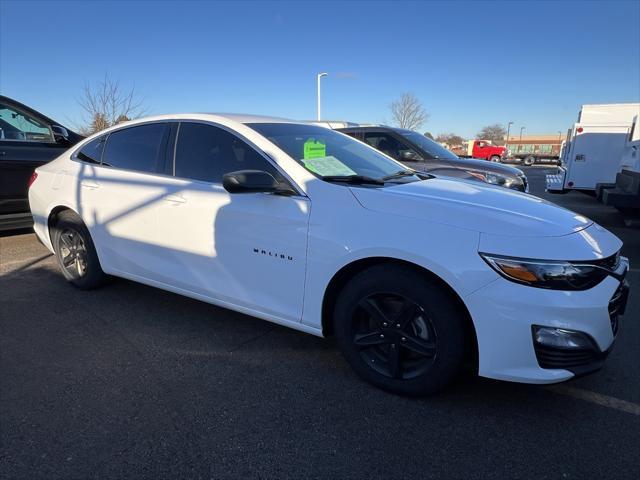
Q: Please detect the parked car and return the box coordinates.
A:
[337,126,528,192]
[0,95,83,230]
[29,114,629,395]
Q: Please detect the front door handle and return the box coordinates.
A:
[164,194,186,204]
[80,180,99,189]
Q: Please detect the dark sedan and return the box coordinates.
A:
[338,126,528,192]
[0,95,84,230]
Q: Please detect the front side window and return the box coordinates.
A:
[0,103,54,142]
[76,136,106,164]
[249,123,415,183]
[102,123,168,173]
[174,122,284,184]
[396,130,460,161]
[363,133,408,160]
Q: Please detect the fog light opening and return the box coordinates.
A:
[532,326,594,349]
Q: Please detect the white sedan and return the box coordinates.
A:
[28,114,630,395]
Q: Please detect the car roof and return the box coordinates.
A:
[203,113,298,124]
[338,125,395,132]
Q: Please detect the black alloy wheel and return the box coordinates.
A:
[352,293,437,380]
[334,264,467,395]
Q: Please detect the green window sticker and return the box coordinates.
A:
[303,138,327,159]
[301,156,357,177]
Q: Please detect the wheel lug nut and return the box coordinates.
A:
[379,334,385,339]
[396,324,401,328]
[401,337,406,342]
[382,322,388,327]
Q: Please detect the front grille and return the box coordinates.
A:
[534,344,600,369]
[608,282,628,336]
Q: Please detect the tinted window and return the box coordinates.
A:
[102,123,168,173]
[396,130,459,160]
[76,136,106,164]
[0,103,54,142]
[174,122,283,184]
[363,132,411,161]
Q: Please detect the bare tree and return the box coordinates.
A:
[476,124,507,145]
[77,74,146,135]
[435,133,465,147]
[389,93,428,131]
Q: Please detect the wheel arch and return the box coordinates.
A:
[47,205,79,238]
[321,256,478,367]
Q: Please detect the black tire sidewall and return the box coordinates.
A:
[333,264,466,395]
[52,212,105,289]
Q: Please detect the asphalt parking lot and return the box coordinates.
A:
[1,166,639,479]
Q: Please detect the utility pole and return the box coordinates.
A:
[316,72,328,121]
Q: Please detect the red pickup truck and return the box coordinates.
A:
[460,140,507,162]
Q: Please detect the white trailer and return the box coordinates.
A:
[546,103,640,194]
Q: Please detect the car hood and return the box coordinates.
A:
[452,157,523,176]
[351,178,592,237]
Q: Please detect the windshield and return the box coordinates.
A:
[249,123,417,183]
[397,130,459,161]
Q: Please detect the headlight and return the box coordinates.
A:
[468,171,521,189]
[479,253,611,290]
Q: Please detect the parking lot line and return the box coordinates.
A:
[547,384,640,416]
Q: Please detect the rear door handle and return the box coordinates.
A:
[164,194,186,204]
[80,180,99,189]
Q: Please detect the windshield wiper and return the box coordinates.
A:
[382,170,418,181]
[322,175,384,185]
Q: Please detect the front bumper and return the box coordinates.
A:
[464,273,628,384]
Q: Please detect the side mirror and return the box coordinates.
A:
[400,150,421,161]
[52,125,70,144]
[223,170,294,195]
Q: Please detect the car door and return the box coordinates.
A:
[85,122,171,277]
[362,131,425,171]
[153,121,310,323]
[0,100,67,215]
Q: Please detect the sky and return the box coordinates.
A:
[1,0,639,138]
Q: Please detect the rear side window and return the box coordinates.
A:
[102,123,169,174]
[76,136,106,164]
[174,122,283,184]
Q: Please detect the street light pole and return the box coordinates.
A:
[519,126,525,143]
[316,72,328,121]
[505,121,514,150]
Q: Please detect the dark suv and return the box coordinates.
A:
[0,96,83,230]
[338,126,528,192]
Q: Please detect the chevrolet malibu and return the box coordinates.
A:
[28,114,630,395]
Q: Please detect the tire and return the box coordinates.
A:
[490,155,501,163]
[333,264,466,396]
[51,210,106,290]
[524,156,535,166]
